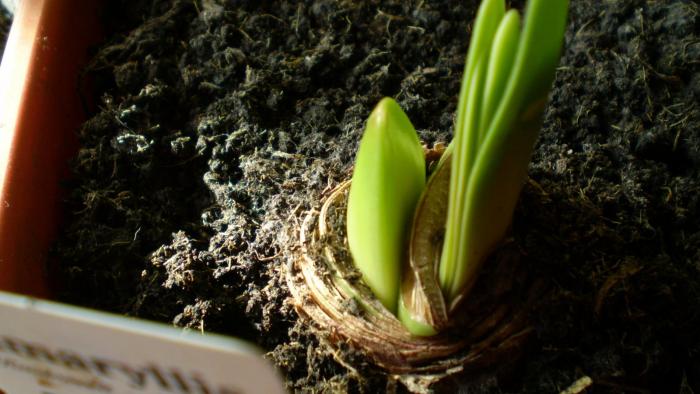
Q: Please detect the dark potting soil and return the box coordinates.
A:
[54,0,700,392]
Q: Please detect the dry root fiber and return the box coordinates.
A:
[286,181,544,391]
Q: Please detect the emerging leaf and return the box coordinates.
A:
[439,0,569,306]
[480,9,521,144]
[347,98,426,313]
[440,0,507,307]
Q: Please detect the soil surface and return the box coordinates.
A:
[55,0,700,392]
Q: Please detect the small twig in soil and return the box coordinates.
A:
[559,376,593,394]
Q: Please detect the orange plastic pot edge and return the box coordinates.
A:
[0,0,101,297]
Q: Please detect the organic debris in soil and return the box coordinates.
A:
[54,0,700,392]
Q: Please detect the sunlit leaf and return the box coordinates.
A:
[440,0,569,305]
[346,98,426,313]
[440,0,506,304]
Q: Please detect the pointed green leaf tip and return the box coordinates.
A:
[439,0,569,306]
[347,98,426,313]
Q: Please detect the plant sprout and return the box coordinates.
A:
[347,0,568,335]
[346,97,425,313]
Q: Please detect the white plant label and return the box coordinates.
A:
[0,292,286,394]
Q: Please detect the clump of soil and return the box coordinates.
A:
[55,0,700,392]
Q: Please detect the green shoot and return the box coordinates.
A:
[439,0,505,307]
[346,98,426,313]
[345,0,568,335]
[439,0,569,306]
[480,10,520,145]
